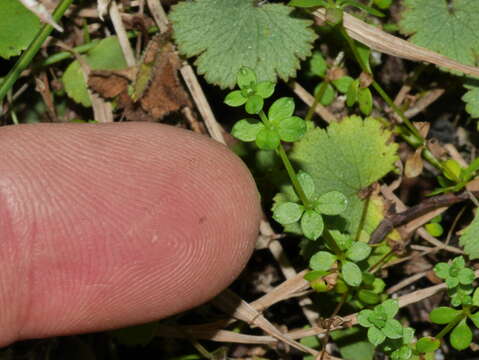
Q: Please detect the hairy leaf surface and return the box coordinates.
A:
[459,210,479,259]
[290,116,398,235]
[0,0,40,59]
[399,0,479,118]
[170,0,316,88]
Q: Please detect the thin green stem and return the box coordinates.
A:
[0,0,73,104]
[435,312,466,340]
[259,110,269,125]
[277,144,310,207]
[305,80,329,123]
[258,110,309,206]
[337,24,446,172]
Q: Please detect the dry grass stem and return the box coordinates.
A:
[180,64,226,144]
[147,0,169,33]
[109,1,136,66]
[314,9,479,78]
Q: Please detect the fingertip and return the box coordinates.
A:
[0,123,261,345]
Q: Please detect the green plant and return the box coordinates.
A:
[414,257,479,351]
[358,300,415,359]
[5,0,479,359]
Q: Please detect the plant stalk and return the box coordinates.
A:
[277,143,310,207]
[0,0,73,104]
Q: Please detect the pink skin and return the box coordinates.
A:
[0,122,261,346]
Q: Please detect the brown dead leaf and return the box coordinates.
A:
[466,177,479,192]
[414,122,430,139]
[88,33,191,121]
[405,147,424,178]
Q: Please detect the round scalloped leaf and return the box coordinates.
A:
[291,116,398,235]
[62,36,127,107]
[0,0,41,59]
[399,0,479,119]
[459,210,479,259]
[170,0,317,89]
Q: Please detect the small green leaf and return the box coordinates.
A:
[0,0,41,59]
[358,87,373,115]
[460,211,479,259]
[309,250,337,271]
[382,319,403,339]
[367,326,386,346]
[341,0,385,17]
[289,0,329,8]
[358,290,380,305]
[390,345,412,360]
[374,0,392,10]
[224,90,248,107]
[416,337,440,353]
[277,116,307,142]
[304,269,329,282]
[450,318,472,351]
[443,159,462,182]
[269,97,295,123]
[273,202,304,225]
[473,288,479,306]
[297,171,315,199]
[342,261,362,287]
[309,51,328,77]
[315,82,335,106]
[245,94,264,114]
[346,79,359,106]
[429,307,461,324]
[237,67,257,89]
[458,268,475,285]
[231,118,264,141]
[357,309,374,327]
[63,36,127,107]
[325,7,343,26]
[445,277,459,288]
[381,299,399,318]
[433,263,450,279]
[256,127,280,150]
[255,81,275,99]
[316,191,348,215]
[301,210,324,240]
[332,76,354,94]
[468,311,479,328]
[346,241,371,262]
[425,223,443,237]
[356,43,372,73]
[330,230,353,251]
[405,326,419,344]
